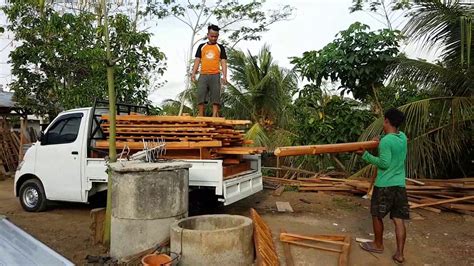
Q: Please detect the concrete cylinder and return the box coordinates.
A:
[109,161,191,259]
[170,215,254,266]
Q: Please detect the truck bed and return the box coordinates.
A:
[85,155,263,206]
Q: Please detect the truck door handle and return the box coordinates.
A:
[71,151,78,155]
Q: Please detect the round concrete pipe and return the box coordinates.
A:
[109,161,191,259]
[170,215,254,266]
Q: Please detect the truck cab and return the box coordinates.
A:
[15,106,263,212]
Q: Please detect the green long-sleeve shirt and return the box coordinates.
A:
[362,132,407,187]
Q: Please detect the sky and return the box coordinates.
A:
[0,0,418,105]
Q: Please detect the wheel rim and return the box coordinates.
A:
[23,187,39,208]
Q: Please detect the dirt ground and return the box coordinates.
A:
[1,177,474,265]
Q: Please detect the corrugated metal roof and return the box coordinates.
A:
[0,215,74,266]
[0,91,15,108]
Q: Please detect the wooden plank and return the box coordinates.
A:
[104,127,216,132]
[199,147,212,160]
[281,234,346,242]
[338,236,351,266]
[272,186,285,196]
[95,140,222,150]
[406,178,425,185]
[102,114,251,125]
[214,147,265,155]
[223,158,241,165]
[280,233,348,246]
[102,123,209,128]
[274,141,379,157]
[446,204,474,211]
[298,183,338,187]
[406,185,446,190]
[280,240,342,253]
[90,208,105,245]
[280,230,294,266]
[114,136,213,141]
[355,238,372,243]
[410,195,474,209]
[298,186,353,192]
[223,161,251,178]
[408,201,442,213]
[104,131,217,136]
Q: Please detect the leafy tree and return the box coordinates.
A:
[291,85,375,146]
[350,0,411,29]
[377,81,433,110]
[356,0,474,178]
[3,1,166,118]
[291,22,402,115]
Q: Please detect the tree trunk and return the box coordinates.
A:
[102,0,116,248]
[178,32,197,116]
[371,83,383,117]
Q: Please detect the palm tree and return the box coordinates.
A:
[223,45,298,148]
[355,0,474,178]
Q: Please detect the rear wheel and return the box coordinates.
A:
[19,179,48,212]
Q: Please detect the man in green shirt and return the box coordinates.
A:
[358,108,409,264]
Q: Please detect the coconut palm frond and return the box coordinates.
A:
[160,98,192,115]
[390,57,473,96]
[351,96,474,177]
[266,128,297,151]
[403,0,474,64]
[222,84,253,120]
[245,122,271,147]
[227,44,298,130]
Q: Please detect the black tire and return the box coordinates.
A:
[19,179,48,212]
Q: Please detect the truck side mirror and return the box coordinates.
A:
[39,131,46,145]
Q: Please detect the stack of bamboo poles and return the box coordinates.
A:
[264,170,474,215]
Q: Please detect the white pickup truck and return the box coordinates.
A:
[14,104,263,212]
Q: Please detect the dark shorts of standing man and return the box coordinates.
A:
[197,74,221,105]
[371,186,410,220]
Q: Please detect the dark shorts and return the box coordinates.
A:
[371,186,410,220]
[197,74,221,105]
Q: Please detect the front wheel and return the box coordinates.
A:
[19,179,48,212]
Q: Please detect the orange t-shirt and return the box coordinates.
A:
[195,43,227,75]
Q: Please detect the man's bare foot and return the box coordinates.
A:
[392,254,404,264]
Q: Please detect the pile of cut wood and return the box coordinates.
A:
[0,121,20,176]
[97,114,265,177]
[263,168,474,215]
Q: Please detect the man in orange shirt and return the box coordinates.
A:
[191,24,228,117]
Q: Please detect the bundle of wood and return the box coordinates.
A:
[263,169,474,215]
[0,125,20,175]
[96,114,265,176]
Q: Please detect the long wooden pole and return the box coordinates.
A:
[410,195,474,209]
[274,141,379,157]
